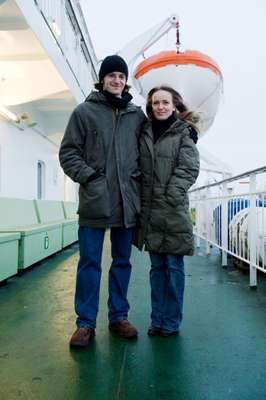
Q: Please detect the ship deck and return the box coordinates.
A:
[1,240,266,400]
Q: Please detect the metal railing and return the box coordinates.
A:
[34,0,98,96]
[189,166,266,287]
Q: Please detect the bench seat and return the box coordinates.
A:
[0,232,20,282]
[0,198,62,270]
[62,201,78,247]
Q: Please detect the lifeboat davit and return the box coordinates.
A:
[133,50,223,134]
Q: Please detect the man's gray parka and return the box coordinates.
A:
[59,91,146,228]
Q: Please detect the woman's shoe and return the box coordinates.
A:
[160,329,179,337]
[147,326,161,336]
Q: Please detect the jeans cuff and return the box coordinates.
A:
[109,315,128,323]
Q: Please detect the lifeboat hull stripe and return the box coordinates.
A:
[134,50,222,79]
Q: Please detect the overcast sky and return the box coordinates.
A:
[80,0,266,175]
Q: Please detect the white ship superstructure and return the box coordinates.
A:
[0,0,97,201]
[1,2,266,399]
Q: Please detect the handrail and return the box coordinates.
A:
[190,165,266,192]
[189,166,266,288]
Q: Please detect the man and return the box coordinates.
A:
[59,55,146,347]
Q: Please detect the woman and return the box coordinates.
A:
[135,86,200,337]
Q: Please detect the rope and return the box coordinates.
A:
[176,21,180,53]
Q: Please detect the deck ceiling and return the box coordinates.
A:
[0,0,68,106]
[0,0,76,144]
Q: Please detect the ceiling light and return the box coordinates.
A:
[0,104,19,122]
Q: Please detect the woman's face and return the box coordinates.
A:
[151,90,176,120]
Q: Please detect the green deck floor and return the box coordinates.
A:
[1,239,266,400]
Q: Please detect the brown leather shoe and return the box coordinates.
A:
[69,327,95,348]
[109,320,138,338]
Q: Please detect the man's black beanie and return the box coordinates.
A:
[98,55,129,82]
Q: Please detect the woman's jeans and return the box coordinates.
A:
[149,252,185,332]
[75,226,133,329]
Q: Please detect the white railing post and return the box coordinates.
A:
[202,189,209,254]
[249,174,257,287]
[196,191,201,248]
[205,187,211,255]
[221,182,228,266]
[188,166,266,287]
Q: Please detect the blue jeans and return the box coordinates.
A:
[75,226,133,329]
[149,252,185,332]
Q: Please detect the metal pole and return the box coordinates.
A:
[205,187,210,255]
[221,182,228,267]
[249,174,257,288]
[196,191,201,248]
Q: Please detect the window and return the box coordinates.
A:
[37,160,45,199]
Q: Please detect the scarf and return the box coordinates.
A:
[101,90,132,109]
[151,112,177,143]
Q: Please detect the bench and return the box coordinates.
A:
[61,201,78,247]
[0,232,20,282]
[0,197,62,270]
[34,199,64,252]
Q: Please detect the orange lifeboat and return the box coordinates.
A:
[133,50,223,134]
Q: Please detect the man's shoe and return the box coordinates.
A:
[69,327,95,347]
[109,320,138,338]
[147,326,161,336]
[160,329,179,337]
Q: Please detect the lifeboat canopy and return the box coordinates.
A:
[133,50,223,134]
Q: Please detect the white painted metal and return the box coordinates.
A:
[204,187,211,255]
[16,0,98,100]
[0,0,97,202]
[249,174,257,287]
[0,118,65,199]
[195,191,201,248]
[118,14,179,69]
[221,182,228,266]
[190,166,266,287]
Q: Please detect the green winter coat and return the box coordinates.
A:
[59,91,146,228]
[134,118,200,255]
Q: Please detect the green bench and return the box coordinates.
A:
[0,232,20,282]
[34,199,64,250]
[34,199,78,248]
[0,197,62,270]
[61,201,78,247]
[35,200,78,248]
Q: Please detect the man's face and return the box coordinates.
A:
[102,72,126,97]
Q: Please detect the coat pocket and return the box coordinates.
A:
[129,171,142,213]
[165,185,186,208]
[78,175,110,218]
